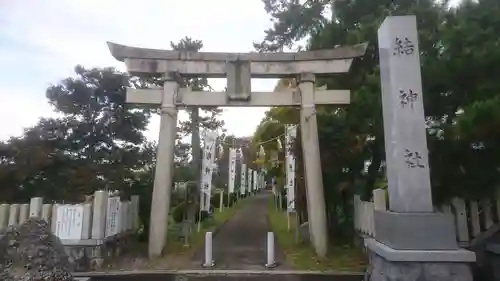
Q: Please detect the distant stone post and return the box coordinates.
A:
[364,15,475,281]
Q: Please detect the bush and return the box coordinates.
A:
[229,193,238,205]
[132,180,153,242]
[211,192,239,208]
[280,191,287,209]
[196,209,210,222]
[172,202,187,223]
[171,189,187,207]
[211,193,222,209]
[173,202,214,224]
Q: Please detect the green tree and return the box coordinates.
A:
[0,66,156,202]
[256,0,500,244]
[45,66,154,194]
[166,37,226,232]
[171,37,225,182]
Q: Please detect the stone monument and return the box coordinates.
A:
[363,15,475,281]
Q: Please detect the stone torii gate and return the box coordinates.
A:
[107,42,367,258]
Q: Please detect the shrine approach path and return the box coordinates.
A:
[192,190,290,270]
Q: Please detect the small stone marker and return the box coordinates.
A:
[378,15,433,212]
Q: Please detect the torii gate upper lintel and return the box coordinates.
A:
[107,41,367,76]
[107,42,367,259]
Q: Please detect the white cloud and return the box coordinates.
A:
[0,0,278,141]
[0,86,59,138]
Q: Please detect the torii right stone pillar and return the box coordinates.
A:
[298,73,328,258]
[364,15,475,281]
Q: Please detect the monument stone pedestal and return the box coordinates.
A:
[365,212,474,281]
[369,15,476,281]
[374,211,458,250]
[364,238,475,281]
[364,212,475,281]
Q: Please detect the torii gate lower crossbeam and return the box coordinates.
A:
[107,43,366,258]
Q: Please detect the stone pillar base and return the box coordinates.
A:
[364,239,475,281]
[64,246,88,272]
[89,244,106,271]
[374,210,459,250]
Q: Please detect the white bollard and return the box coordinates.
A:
[265,231,276,268]
[202,231,215,267]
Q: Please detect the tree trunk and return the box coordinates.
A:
[294,126,308,224]
[189,108,201,222]
[365,137,382,200]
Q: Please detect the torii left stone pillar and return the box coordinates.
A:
[148,76,178,257]
[107,42,366,258]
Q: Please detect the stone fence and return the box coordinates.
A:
[0,190,140,271]
[354,188,500,247]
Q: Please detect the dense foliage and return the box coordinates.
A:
[2,0,499,248]
[0,38,226,242]
[252,0,500,241]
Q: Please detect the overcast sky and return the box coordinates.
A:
[0,0,280,142]
[0,0,461,142]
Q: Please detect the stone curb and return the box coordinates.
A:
[74,269,364,281]
[74,269,364,276]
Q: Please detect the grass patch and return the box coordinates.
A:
[268,198,367,272]
[166,200,245,252]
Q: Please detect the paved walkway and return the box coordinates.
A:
[192,190,289,270]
